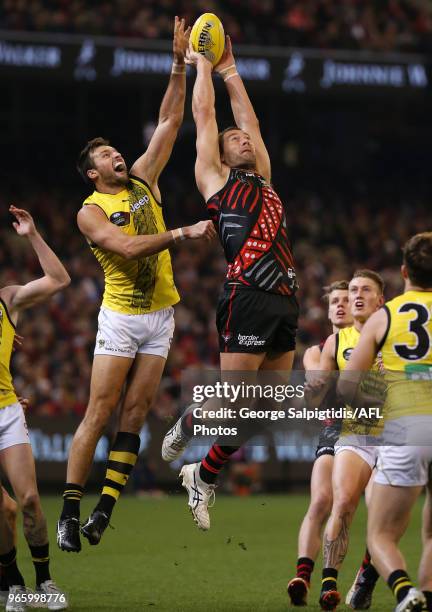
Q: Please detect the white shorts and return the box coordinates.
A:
[334,445,378,470]
[95,306,175,359]
[0,402,30,451]
[375,445,432,487]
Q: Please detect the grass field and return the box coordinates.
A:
[14,493,425,611]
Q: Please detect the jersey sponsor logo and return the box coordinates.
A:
[130,195,150,213]
[237,334,266,347]
[110,211,130,226]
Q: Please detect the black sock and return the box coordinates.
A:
[199,445,240,484]
[61,483,84,519]
[0,548,25,587]
[361,547,372,570]
[29,544,50,588]
[95,432,140,518]
[388,569,414,604]
[362,562,379,584]
[296,557,314,584]
[0,565,8,591]
[321,568,338,593]
[423,590,432,611]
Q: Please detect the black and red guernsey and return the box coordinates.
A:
[207,168,298,295]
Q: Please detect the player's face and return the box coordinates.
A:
[221,130,257,169]
[89,146,128,186]
[349,277,383,323]
[328,289,352,328]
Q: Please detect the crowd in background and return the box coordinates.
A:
[2,0,432,53]
[0,180,424,419]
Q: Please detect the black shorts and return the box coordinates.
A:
[216,285,299,354]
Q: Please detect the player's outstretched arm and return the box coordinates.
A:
[130,16,190,198]
[77,205,216,260]
[1,206,70,317]
[187,45,226,201]
[215,35,271,183]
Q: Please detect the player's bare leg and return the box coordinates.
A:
[320,450,371,610]
[58,355,133,552]
[0,488,19,594]
[81,354,166,545]
[367,482,425,612]
[0,484,26,605]
[419,484,432,611]
[181,350,295,530]
[346,469,380,609]
[1,444,67,607]
[288,454,333,606]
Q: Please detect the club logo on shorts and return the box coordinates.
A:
[98,338,105,348]
[222,332,232,343]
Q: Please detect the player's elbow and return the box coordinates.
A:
[159,112,183,132]
[122,238,147,260]
[193,106,216,126]
[57,273,71,290]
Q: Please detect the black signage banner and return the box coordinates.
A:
[1,31,430,96]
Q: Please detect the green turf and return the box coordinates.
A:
[14,493,424,611]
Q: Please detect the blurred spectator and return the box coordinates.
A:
[1,0,432,53]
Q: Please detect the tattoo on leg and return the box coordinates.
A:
[23,510,48,547]
[324,512,350,568]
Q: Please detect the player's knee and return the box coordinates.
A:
[333,493,357,518]
[82,400,114,432]
[4,500,18,524]
[122,397,151,432]
[19,490,41,515]
[309,492,332,520]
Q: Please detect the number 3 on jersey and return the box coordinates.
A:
[393,302,431,361]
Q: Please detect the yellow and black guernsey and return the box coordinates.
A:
[379,290,432,419]
[83,176,179,314]
[0,298,18,409]
[336,324,386,437]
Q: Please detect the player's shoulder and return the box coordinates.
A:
[0,286,21,317]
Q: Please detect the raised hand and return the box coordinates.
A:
[185,41,212,68]
[9,206,37,237]
[184,220,216,241]
[214,35,235,75]
[173,16,191,64]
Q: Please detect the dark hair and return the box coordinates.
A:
[352,269,385,295]
[322,280,349,302]
[403,232,432,288]
[77,137,110,184]
[218,126,240,156]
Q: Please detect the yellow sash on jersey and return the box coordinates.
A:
[83,176,179,314]
[0,299,18,409]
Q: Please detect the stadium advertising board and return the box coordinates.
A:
[0,31,430,95]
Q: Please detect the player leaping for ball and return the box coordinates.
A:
[162,35,299,530]
[0,206,70,610]
[56,17,216,553]
[340,233,432,612]
[287,280,353,606]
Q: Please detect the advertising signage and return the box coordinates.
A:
[0,31,430,95]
